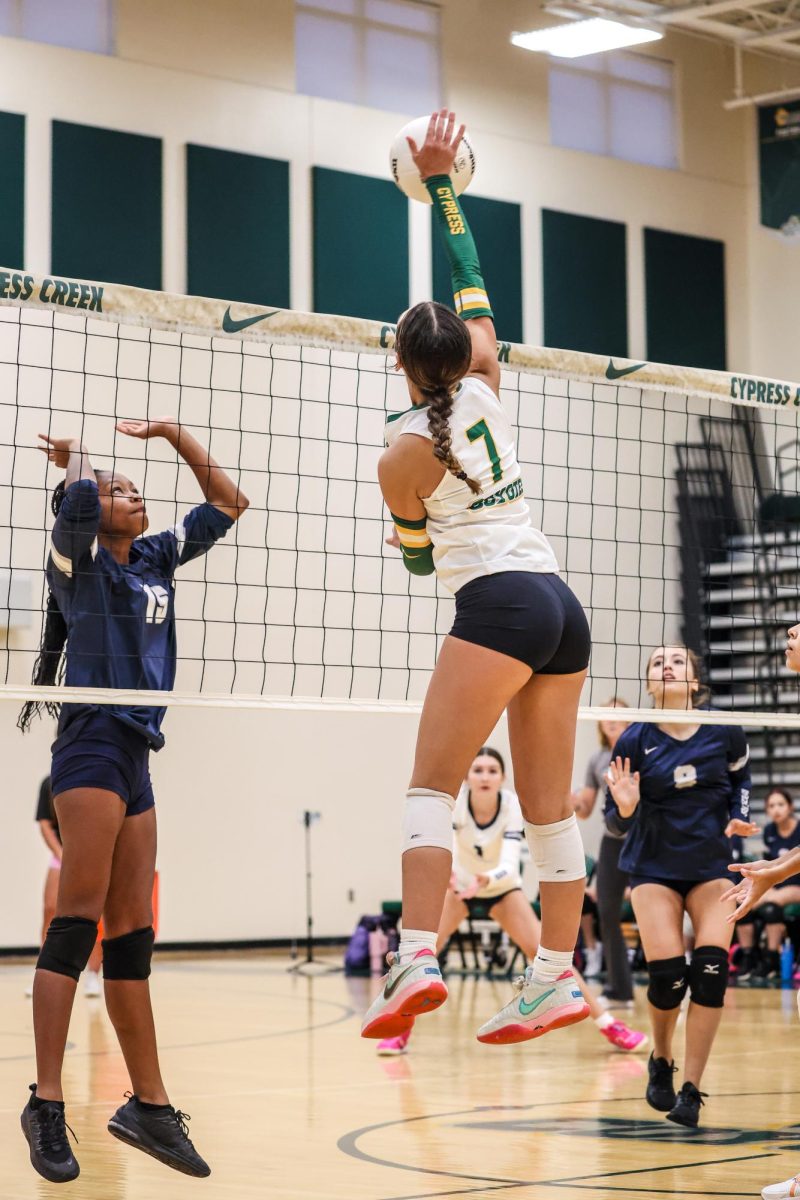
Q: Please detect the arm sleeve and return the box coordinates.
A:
[484,794,523,885]
[726,726,751,822]
[49,479,100,582]
[424,175,494,321]
[391,512,435,576]
[141,502,235,575]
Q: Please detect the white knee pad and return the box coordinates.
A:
[526,813,586,882]
[401,788,455,854]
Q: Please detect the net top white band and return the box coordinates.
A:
[2,265,799,410]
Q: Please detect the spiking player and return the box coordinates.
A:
[18,418,248,1183]
[361,110,592,1046]
[605,645,755,1128]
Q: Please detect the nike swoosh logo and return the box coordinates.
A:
[644,746,656,755]
[221,307,280,334]
[606,359,646,381]
[519,987,556,1016]
[384,959,437,999]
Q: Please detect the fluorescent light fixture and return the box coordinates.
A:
[512,18,663,58]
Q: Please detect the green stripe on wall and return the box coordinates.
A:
[644,228,726,370]
[432,194,523,343]
[313,167,408,322]
[542,209,627,357]
[52,121,162,289]
[187,145,290,307]
[0,111,25,268]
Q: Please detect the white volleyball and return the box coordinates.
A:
[389,115,475,204]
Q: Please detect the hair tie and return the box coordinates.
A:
[456,470,468,481]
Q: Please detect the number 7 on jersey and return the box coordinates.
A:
[466,419,503,483]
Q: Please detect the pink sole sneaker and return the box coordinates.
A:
[377,1028,413,1055]
[477,998,589,1045]
[361,951,448,1039]
[600,1021,649,1053]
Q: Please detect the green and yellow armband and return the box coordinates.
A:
[425,174,493,321]
[392,513,435,576]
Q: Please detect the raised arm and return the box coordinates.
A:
[38,435,100,580]
[407,109,500,394]
[115,418,249,522]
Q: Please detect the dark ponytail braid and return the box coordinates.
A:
[18,480,68,733]
[425,384,481,495]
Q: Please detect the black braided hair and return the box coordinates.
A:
[18,481,68,733]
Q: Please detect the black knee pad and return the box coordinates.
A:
[102,926,155,981]
[647,955,688,1010]
[759,902,784,926]
[735,910,755,927]
[688,945,729,1008]
[37,916,98,980]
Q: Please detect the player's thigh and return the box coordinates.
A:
[685,879,735,950]
[492,889,540,954]
[103,808,157,937]
[410,635,531,796]
[506,668,587,824]
[631,884,686,960]
[438,890,469,941]
[54,787,126,917]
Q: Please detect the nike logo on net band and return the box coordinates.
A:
[606,359,646,380]
[221,307,280,334]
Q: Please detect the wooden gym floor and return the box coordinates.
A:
[0,953,799,1200]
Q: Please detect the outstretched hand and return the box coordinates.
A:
[720,860,778,922]
[725,818,759,838]
[407,108,466,181]
[115,417,178,441]
[606,756,640,818]
[38,433,84,469]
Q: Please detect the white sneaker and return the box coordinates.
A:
[476,968,590,1045]
[762,1174,800,1198]
[83,970,102,998]
[360,950,447,1039]
[584,944,603,978]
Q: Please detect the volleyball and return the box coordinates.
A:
[389,115,476,203]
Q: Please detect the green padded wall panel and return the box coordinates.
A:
[542,208,627,357]
[644,227,726,370]
[0,111,24,268]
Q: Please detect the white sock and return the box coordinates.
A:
[398,929,437,962]
[595,1011,615,1030]
[530,946,574,984]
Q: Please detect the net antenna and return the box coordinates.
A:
[2,267,800,746]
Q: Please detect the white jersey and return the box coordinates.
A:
[385,375,558,593]
[452,786,525,899]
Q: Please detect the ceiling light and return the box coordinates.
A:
[512,18,663,58]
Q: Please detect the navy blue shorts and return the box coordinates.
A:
[450,572,591,674]
[51,709,155,817]
[630,875,729,899]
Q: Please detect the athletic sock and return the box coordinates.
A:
[595,1011,615,1030]
[529,946,574,985]
[137,1100,172,1112]
[30,1093,64,1111]
[398,929,437,962]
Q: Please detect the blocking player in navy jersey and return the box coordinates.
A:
[605,644,756,1128]
[735,787,800,980]
[17,419,248,1184]
[362,110,592,1047]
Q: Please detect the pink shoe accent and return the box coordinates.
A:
[377,1028,413,1056]
[600,1020,649,1053]
[477,999,590,1045]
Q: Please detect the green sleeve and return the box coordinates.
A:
[425,174,493,321]
[391,512,435,576]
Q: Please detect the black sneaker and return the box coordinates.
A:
[736,948,757,982]
[108,1093,210,1177]
[666,1081,707,1128]
[646,1053,677,1112]
[20,1084,80,1183]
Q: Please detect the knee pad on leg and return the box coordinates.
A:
[735,910,755,927]
[759,902,784,926]
[37,916,98,980]
[526,814,586,883]
[647,955,688,1010]
[688,945,729,1008]
[102,926,155,981]
[401,789,455,854]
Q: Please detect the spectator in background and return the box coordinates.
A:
[30,777,102,999]
[573,699,633,1003]
[735,787,800,981]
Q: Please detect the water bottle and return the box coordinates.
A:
[369,926,389,975]
[781,937,794,983]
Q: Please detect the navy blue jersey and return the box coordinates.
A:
[604,719,751,881]
[763,820,800,888]
[49,478,234,748]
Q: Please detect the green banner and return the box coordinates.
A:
[759,99,800,232]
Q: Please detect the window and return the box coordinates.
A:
[0,0,114,54]
[296,0,441,114]
[549,51,678,169]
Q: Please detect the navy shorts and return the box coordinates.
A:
[51,709,155,817]
[465,889,521,919]
[630,875,729,899]
[450,572,591,674]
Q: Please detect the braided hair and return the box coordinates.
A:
[395,301,480,495]
[18,481,69,733]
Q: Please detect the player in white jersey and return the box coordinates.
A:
[361,111,593,1046]
[377,749,647,1055]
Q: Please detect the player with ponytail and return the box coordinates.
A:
[363,110,593,1046]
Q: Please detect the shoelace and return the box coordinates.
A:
[172,1109,192,1140]
[35,1105,77,1157]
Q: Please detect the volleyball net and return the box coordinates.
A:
[2,268,800,729]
